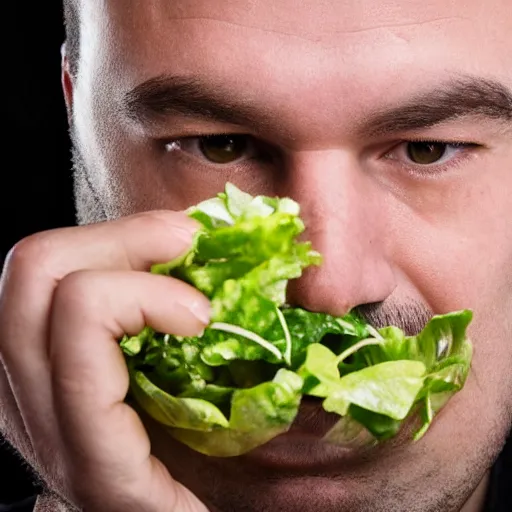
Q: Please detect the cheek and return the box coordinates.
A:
[388,161,512,317]
[388,171,512,420]
[75,115,202,218]
[100,142,237,216]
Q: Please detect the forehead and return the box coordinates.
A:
[83,0,512,57]
[78,0,511,132]
[86,0,511,33]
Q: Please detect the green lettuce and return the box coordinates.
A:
[121,183,473,456]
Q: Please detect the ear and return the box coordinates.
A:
[61,42,74,124]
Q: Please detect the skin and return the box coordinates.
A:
[1,0,511,511]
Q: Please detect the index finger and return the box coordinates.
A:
[0,210,200,483]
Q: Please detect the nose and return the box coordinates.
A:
[284,150,396,316]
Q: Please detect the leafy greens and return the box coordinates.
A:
[121,183,473,456]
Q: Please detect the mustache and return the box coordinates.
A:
[354,299,434,336]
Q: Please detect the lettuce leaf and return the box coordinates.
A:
[121,183,473,456]
[132,367,303,456]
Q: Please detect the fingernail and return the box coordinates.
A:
[172,224,197,245]
[187,298,211,325]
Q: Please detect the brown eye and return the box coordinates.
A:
[406,142,447,164]
[199,135,249,164]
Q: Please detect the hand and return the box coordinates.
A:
[0,212,211,511]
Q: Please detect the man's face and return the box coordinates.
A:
[67,1,512,510]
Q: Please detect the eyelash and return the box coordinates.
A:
[163,135,479,176]
[165,136,260,163]
[383,139,479,176]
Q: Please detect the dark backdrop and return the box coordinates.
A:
[1,2,74,503]
[2,2,74,260]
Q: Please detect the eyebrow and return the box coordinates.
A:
[364,76,512,137]
[123,75,274,128]
[123,74,512,136]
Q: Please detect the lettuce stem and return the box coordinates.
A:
[336,338,382,365]
[209,322,283,360]
[275,308,292,366]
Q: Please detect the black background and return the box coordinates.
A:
[2,2,74,261]
[1,2,74,503]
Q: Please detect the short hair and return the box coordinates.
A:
[62,0,80,77]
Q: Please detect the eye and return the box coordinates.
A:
[199,134,249,163]
[406,141,450,165]
[385,140,478,173]
[165,134,256,164]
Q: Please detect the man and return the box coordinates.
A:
[0,0,511,510]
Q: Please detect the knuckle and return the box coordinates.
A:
[53,269,101,318]
[1,229,73,286]
[3,233,53,279]
[1,234,58,350]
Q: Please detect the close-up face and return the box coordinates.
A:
[65,0,512,511]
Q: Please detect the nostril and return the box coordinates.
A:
[286,265,355,317]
